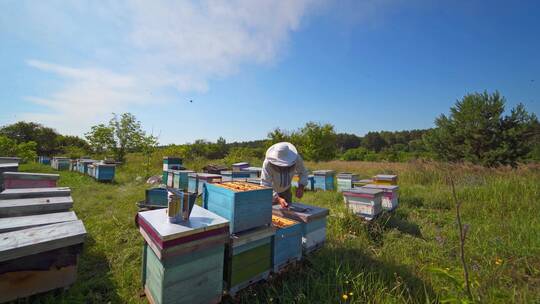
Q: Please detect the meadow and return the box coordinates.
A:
[18,157,540,304]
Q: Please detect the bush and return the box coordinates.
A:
[0,135,37,163]
[341,147,369,161]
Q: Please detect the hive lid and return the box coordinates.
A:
[137,205,229,242]
[337,172,359,179]
[231,225,274,247]
[374,174,397,180]
[272,202,329,222]
[0,163,18,168]
[232,162,249,166]
[363,184,399,191]
[343,188,384,196]
[313,170,335,175]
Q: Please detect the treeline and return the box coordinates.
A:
[0,91,538,167]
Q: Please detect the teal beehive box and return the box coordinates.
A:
[203,182,272,234]
[172,170,195,190]
[271,215,302,273]
[162,157,183,186]
[137,206,229,304]
[313,170,335,191]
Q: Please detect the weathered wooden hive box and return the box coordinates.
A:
[0,196,74,218]
[362,184,399,211]
[225,226,274,296]
[93,163,116,182]
[292,174,315,191]
[271,215,302,273]
[372,174,398,186]
[52,157,70,171]
[337,173,359,192]
[220,170,251,182]
[188,173,222,194]
[0,163,18,190]
[313,170,335,191]
[0,157,21,165]
[272,202,329,253]
[242,167,262,178]
[342,188,384,220]
[137,206,229,304]
[144,188,168,208]
[203,182,272,234]
[38,156,50,165]
[172,170,195,191]
[231,162,249,172]
[0,187,71,200]
[2,172,59,190]
[353,179,373,188]
[162,157,183,186]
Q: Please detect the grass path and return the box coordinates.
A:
[19,161,540,303]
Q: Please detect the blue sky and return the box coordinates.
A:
[1,1,539,144]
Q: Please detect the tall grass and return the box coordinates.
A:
[17,160,540,303]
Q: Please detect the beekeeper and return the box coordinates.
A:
[261,142,309,208]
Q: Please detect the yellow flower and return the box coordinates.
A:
[495,258,503,265]
[342,294,348,300]
[349,292,354,296]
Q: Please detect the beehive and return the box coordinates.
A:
[69,159,78,171]
[87,164,96,178]
[313,170,335,191]
[51,157,70,171]
[271,215,302,273]
[144,188,168,208]
[90,163,115,182]
[77,159,96,175]
[362,184,399,210]
[242,167,262,178]
[162,157,183,186]
[137,206,229,304]
[203,182,272,234]
[188,173,222,194]
[0,157,21,164]
[291,174,315,191]
[272,202,329,253]
[342,188,384,220]
[2,172,59,190]
[372,174,398,185]
[336,173,359,192]
[172,170,195,191]
[225,226,274,296]
[38,156,51,165]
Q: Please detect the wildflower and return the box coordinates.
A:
[495,258,503,265]
[445,267,450,271]
[345,280,349,284]
[349,292,353,296]
[342,294,348,300]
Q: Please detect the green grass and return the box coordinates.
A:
[16,159,540,304]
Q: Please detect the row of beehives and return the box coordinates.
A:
[138,174,329,302]
[0,157,86,303]
[340,174,399,220]
[47,156,116,182]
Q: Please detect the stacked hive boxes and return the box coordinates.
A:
[203,182,274,295]
[241,166,262,178]
[188,173,222,194]
[342,188,384,220]
[137,206,230,304]
[271,215,302,272]
[77,159,96,175]
[162,157,183,186]
[372,174,398,185]
[337,173,359,192]
[0,184,86,302]
[313,170,335,191]
[362,184,399,211]
[272,202,329,254]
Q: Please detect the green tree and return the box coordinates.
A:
[0,135,37,162]
[85,124,116,156]
[424,91,538,167]
[341,147,369,161]
[0,121,59,155]
[363,132,387,152]
[299,122,337,162]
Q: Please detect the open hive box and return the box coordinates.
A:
[342,188,384,220]
[225,225,274,296]
[203,182,272,234]
[272,202,329,254]
[271,215,302,273]
[362,184,399,211]
[2,172,59,190]
[137,206,229,304]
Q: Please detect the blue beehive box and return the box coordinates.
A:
[220,170,251,181]
[78,160,96,175]
[313,170,335,191]
[145,187,168,208]
[188,173,222,194]
[171,170,195,191]
[94,163,115,182]
[38,156,51,165]
[203,182,272,234]
[162,157,183,186]
[271,215,302,273]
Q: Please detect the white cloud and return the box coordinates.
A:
[18,0,323,136]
